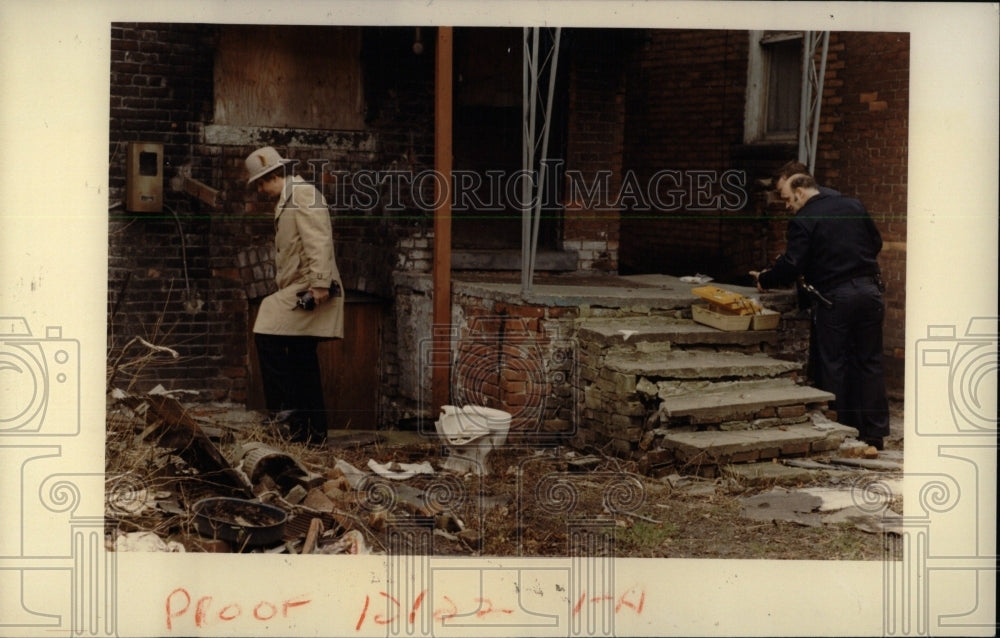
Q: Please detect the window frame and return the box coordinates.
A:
[744,30,803,145]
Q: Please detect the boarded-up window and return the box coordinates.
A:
[214,25,364,130]
[744,30,802,143]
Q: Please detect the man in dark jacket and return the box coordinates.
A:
[750,172,890,449]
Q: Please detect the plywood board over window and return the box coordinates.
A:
[215,25,365,131]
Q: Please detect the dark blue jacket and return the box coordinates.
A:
[758,192,882,292]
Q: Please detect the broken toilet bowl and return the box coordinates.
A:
[434,405,511,475]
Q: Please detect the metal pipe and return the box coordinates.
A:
[808,31,830,175]
[797,31,813,166]
[432,26,454,413]
[521,27,531,294]
[528,28,561,289]
[521,28,540,295]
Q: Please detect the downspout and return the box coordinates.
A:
[432,26,454,413]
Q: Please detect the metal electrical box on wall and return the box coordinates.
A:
[125,142,163,212]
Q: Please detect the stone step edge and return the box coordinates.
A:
[655,384,835,424]
[576,317,783,348]
[604,349,801,379]
[656,420,859,466]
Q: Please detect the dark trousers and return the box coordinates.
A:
[254,333,327,442]
[812,277,890,439]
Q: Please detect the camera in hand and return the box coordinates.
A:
[295,290,318,311]
[295,282,341,311]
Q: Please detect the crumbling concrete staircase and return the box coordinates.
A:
[574,315,859,477]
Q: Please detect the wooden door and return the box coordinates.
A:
[247,292,386,430]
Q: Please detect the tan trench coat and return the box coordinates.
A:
[252,175,344,339]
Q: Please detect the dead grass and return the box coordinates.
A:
[105,338,903,560]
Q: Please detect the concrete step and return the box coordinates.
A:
[605,349,800,380]
[655,380,834,425]
[577,315,781,350]
[654,420,859,477]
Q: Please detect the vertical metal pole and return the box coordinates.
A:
[528,28,561,289]
[808,31,830,175]
[432,26,453,413]
[521,27,531,294]
[522,28,539,295]
[798,31,830,174]
[797,32,813,166]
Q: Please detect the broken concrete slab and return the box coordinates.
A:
[657,383,836,423]
[722,462,819,486]
[782,458,853,473]
[659,421,855,467]
[853,513,906,536]
[576,315,691,347]
[738,488,823,527]
[577,315,783,349]
[799,486,894,512]
[605,349,800,380]
[827,457,904,472]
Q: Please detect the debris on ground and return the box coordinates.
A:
[367,459,436,480]
[113,531,186,553]
[106,383,905,559]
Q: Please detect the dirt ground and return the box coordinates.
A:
[106,394,905,561]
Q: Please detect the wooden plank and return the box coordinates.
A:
[319,297,384,430]
[248,296,386,431]
[214,25,364,130]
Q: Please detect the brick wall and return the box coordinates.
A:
[813,32,909,394]
[617,29,908,396]
[619,30,752,278]
[108,24,437,410]
[561,30,634,273]
[108,24,244,399]
[773,32,909,395]
[107,25,908,411]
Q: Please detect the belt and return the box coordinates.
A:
[816,270,878,294]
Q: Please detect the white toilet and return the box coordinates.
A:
[434,405,511,475]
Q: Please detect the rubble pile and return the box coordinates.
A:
[104,390,903,557]
[105,389,464,554]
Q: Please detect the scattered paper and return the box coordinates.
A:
[321,529,370,554]
[368,459,436,480]
[679,274,714,284]
[114,531,185,552]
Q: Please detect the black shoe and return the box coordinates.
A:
[862,437,884,451]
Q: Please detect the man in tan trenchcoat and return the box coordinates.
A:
[246,146,344,445]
